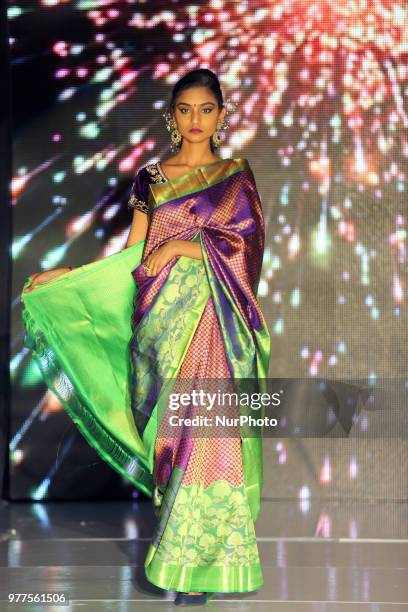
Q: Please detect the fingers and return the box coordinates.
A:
[143,256,156,276]
[145,259,161,276]
[149,260,159,276]
[21,276,37,301]
[21,269,69,301]
[143,253,170,276]
[22,272,49,294]
[22,276,38,293]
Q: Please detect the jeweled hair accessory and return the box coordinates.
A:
[162,96,237,151]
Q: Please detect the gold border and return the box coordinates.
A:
[149,157,249,207]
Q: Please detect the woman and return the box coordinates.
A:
[21,69,271,606]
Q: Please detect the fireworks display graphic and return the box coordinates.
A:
[7,0,408,499]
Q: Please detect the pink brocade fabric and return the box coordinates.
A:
[153,295,244,489]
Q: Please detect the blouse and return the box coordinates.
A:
[127,162,167,215]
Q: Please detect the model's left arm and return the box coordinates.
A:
[168,239,203,261]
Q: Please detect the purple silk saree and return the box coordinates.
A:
[21,156,270,594]
[129,157,271,592]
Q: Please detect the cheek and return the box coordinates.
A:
[177,114,218,132]
[207,115,218,125]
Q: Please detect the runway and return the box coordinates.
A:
[1,498,407,611]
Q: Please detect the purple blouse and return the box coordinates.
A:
[127,163,167,215]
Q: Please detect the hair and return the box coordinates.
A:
[168,68,224,152]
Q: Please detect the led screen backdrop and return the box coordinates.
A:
[8,0,408,500]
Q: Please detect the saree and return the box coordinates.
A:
[21,157,271,594]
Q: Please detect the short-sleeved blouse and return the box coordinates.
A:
[127,162,167,215]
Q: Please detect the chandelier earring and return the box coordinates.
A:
[212,125,223,148]
[211,97,237,149]
[163,110,182,152]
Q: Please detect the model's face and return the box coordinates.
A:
[173,86,226,145]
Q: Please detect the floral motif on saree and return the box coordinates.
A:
[129,157,270,592]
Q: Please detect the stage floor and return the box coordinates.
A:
[0,498,407,611]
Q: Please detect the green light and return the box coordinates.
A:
[290,288,301,308]
[8,6,22,19]
[12,235,31,259]
[80,122,99,139]
[273,318,284,335]
[41,244,68,269]
[20,358,44,387]
[53,171,66,183]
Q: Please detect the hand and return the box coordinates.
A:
[22,268,73,293]
[143,241,178,276]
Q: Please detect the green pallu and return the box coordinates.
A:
[21,239,155,498]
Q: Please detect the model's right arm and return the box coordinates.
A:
[125,209,149,247]
[24,169,149,292]
[24,210,149,293]
[125,167,150,247]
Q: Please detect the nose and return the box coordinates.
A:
[191,108,201,125]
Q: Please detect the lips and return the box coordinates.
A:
[189,128,203,133]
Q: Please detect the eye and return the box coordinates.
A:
[202,107,213,113]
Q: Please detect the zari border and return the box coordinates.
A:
[150,157,249,207]
[22,303,155,498]
[145,557,264,593]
